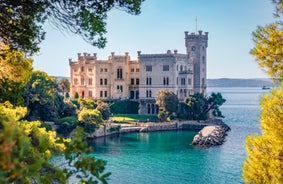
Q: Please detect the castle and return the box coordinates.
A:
[69,31,208,114]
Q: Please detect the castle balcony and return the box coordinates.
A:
[129,85,139,90]
[179,70,193,75]
[115,78,125,81]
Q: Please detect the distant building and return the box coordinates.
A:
[69,31,208,114]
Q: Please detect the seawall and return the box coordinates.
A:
[89,119,230,143]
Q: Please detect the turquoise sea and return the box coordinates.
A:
[89,87,266,184]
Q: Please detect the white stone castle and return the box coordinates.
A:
[69,31,208,114]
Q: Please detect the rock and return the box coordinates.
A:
[191,120,230,147]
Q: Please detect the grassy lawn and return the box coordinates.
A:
[110,114,158,122]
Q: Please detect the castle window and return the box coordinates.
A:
[202,56,205,64]
[136,78,139,85]
[100,68,103,72]
[81,67,84,72]
[180,65,183,71]
[164,77,169,85]
[104,68,108,72]
[100,78,103,85]
[88,68,93,73]
[136,68,140,72]
[104,79,107,85]
[131,78,134,85]
[100,91,103,97]
[146,90,152,98]
[104,91,107,97]
[202,46,204,51]
[117,85,123,92]
[89,78,92,85]
[74,69,78,73]
[188,78,192,85]
[181,78,186,85]
[117,68,123,79]
[81,77,84,85]
[146,65,152,72]
[163,65,169,71]
[89,91,92,97]
[146,77,152,85]
[131,68,135,72]
[177,65,178,71]
[74,78,78,85]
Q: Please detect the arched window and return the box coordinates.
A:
[147,104,151,114]
[151,104,155,114]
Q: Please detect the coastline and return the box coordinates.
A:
[87,119,230,146]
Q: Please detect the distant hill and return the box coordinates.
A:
[54,76,276,88]
[207,78,277,87]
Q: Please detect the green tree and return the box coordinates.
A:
[0,0,143,54]
[78,109,104,134]
[24,70,63,121]
[249,0,283,82]
[74,92,79,99]
[0,102,110,183]
[243,0,283,183]
[0,43,33,105]
[155,89,178,114]
[57,78,70,97]
[184,93,226,120]
[243,83,283,183]
[96,101,110,120]
[184,93,207,120]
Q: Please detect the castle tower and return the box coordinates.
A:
[185,30,208,95]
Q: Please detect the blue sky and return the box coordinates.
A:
[33,0,275,79]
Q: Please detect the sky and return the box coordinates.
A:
[33,0,275,79]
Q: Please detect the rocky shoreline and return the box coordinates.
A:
[87,118,230,147]
[191,121,231,146]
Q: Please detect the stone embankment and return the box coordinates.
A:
[191,120,231,146]
[88,118,230,147]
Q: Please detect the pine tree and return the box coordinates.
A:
[243,0,283,183]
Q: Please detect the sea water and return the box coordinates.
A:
[89,87,266,184]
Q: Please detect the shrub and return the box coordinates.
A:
[78,109,104,133]
[110,100,139,114]
[56,116,79,136]
[96,102,110,120]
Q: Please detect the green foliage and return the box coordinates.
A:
[78,98,98,110]
[155,89,178,114]
[65,92,70,99]
[0,0,143,54]
[96,101,110,120]
[78,109,104,133]
[0,102,110,183]
[250,23,283,82]
[61,127,111,183]
[57,78,70,97]
[243,82,283,183]
[61,100,77,117]
[243,2,283,183]
[24,70,64,121]
[157,110,167,121]
[0,102,66,183]
[0,43,33,105]
[56,116,79,136]
[110,100,139,114]
[39,121,52,131]
[74,92,79,99]
[184,93,225,120]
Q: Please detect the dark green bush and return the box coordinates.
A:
[110,100,139,114]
